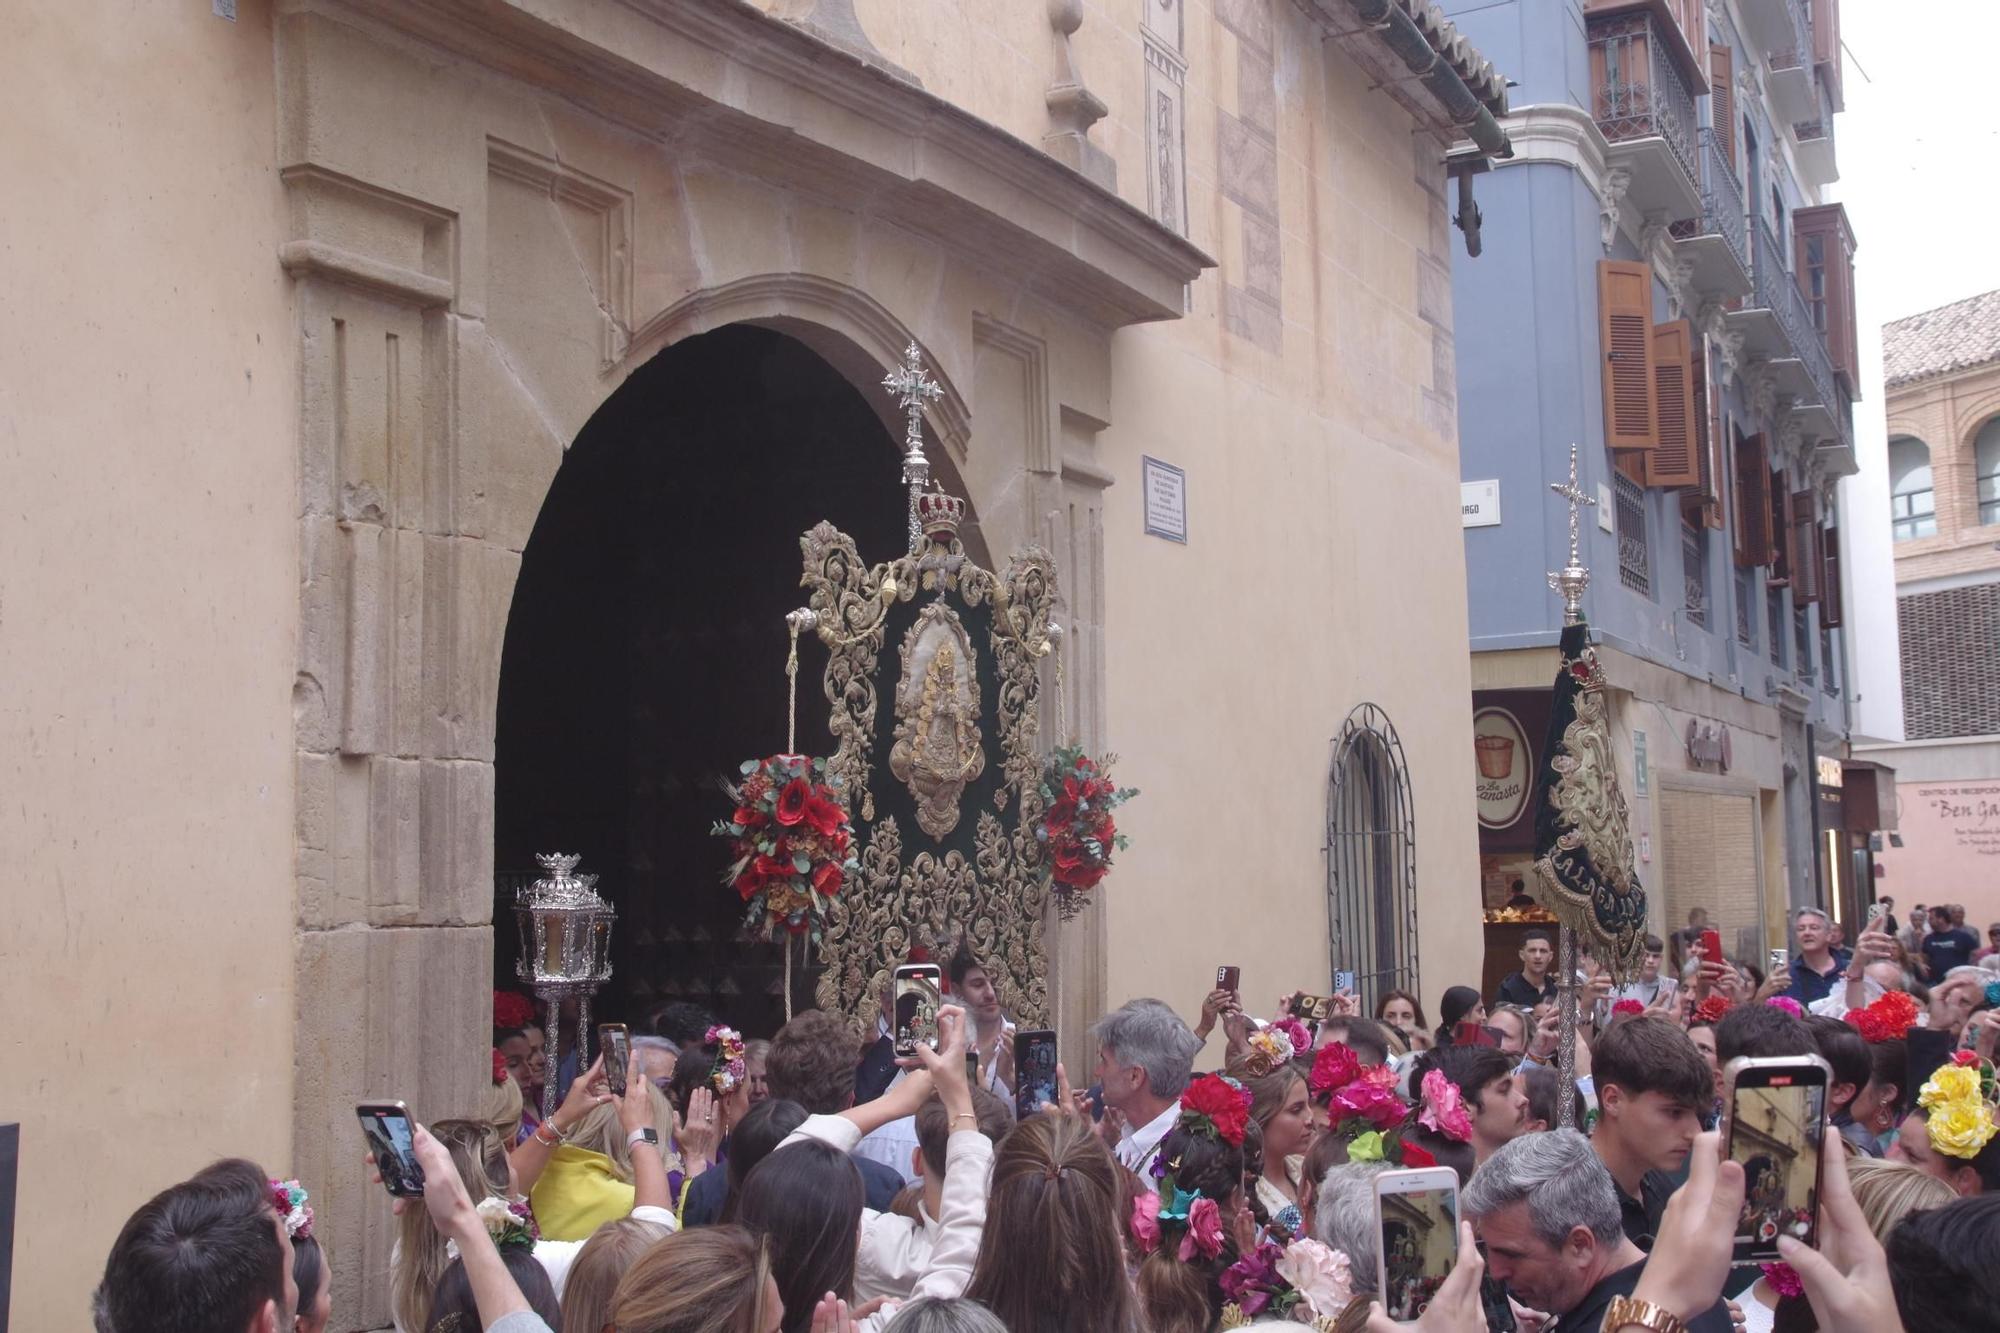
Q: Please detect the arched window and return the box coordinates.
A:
[1326,705,1418,1008]
[1977,418,2000,526]
[1889,436,1936,541]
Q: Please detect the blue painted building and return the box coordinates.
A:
[1443,0,1878,968]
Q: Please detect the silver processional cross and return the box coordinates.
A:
[882,343,943,552]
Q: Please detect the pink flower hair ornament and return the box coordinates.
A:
[1417,1069,1474,1144]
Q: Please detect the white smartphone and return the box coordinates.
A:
[1723,1055,1831,1261]
[1373,1166,1461,1320]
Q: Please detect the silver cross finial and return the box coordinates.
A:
[1547,442,1594,625]
[882,343,942,550]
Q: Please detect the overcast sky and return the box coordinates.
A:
[1837,0,2000,324]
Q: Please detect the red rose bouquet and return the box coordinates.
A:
[1036,746,1137,914]
[713,753,858,941]
[1179,1073,1253,1147]
[1848,989,1921,1044]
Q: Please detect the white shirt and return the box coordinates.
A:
[1118,1099,1182,1188]
[853,1069,923,1184]
[783,1113,994,1328]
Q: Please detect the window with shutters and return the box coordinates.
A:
[1733,431,1771,568]
[1683,342,1725,527]
[1768,469,1794,585]
[1822,525,1844,627]
[1791,491,1821,604]
[1651,321,1701,487]
[1709,44,1736,173]
[1975,418,2000,526]
[1889,436,1936,541]
[1600,260,1658,452]
[1795,205,1858,392]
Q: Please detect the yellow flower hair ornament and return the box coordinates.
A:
[1920,1052,2000,1161]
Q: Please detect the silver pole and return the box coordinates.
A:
[1556,924,1579,1130]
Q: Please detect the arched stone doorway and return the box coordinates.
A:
[494,323,982,1037]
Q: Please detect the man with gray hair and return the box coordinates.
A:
[1090,997,1202,1188]
[1311,1162,1391,1294]
[1778,906,1849,1007]
[1463,1129,1733,1330]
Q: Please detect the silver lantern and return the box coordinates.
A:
[514,852,617,1120]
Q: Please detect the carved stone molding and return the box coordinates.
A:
[769,0,917,85]
[1043,0,1115,190]
[1599,167,1634,252]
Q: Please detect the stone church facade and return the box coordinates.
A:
[4,0,1507,1323]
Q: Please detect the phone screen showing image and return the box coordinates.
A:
[1727,1062,1828,1260]
[601,1023,631,1096]
[356,1102,425,1197]
[1015,1028,1059,1119]
[893,965,944,1056]
[1376,1173,1459,1321]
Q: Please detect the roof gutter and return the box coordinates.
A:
[1341,0,1513,161]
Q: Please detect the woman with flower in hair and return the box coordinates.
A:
[664,1024,752,1212]
[1230,1028,1317,1240]
[1131,1075,1255,1333]
[273,1179,331,1333]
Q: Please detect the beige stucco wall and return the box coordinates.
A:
[0,2,299,1326]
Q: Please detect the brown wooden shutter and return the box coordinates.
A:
[1710,43,1736,172]
[1600,261,1658,452]
[1769,470,1794,583]
[1822,525,1844,627]
[1791,491,1821,602]
[1651,321,1701,486]
[1732,431,1770,568]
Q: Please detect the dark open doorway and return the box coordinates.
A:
[495,324,906,1040]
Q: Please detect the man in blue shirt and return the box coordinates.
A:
[1779,907,1850,1006]
[1921,904,1980,980]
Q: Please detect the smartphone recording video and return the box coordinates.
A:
[1216,965,1241,994]
[356,1101,425,1197]
[600,1023,631,1096]
[893,963,944,1057]
[1725,1056,1830,1261]
[1288,993,1336,1021]
[1015,1028,1059,1119]
[1374,1167,1460,1320]
[1334,969,1357,994]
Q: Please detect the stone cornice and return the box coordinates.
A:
[1492,103,1611,191]
[305,0,1215,328]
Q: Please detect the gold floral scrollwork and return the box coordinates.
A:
[802,519,1061,1032]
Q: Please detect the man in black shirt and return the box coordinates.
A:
[1591,1013,1713,1248]
[1921,904,1979,979]
[1464,1130,1733,1331]
[1496,930,1558,1008]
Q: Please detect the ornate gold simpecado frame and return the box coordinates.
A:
[799,511,1060,1031]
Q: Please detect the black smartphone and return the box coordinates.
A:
[1014,1027,1059,1119]
[356,1100,425,1197]
[1374,1166,1461,1319]
[1217,965,1241,994]
[893,963,944,1057]
[600,1022,631,1096]
[1724,1055,1831,1261]
[1288,993,1336,1021]
[965,1050,981,1083]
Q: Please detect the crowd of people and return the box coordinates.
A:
[94,918,2000,1333]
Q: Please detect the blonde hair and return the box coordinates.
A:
[476,1072,525,1145]
[568,1087,676,1180]
[610,1225,776,1333]
[1845,1156,1957,1241]
[391,1119,508,1333]
[560,1216,673,1333]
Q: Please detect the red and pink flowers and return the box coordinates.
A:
[1036,746,1137,910]
[1180,1073,1253,1147]
[714,754,857,941]
[1848,990,1921,1044]
[1418,1069,1474,1144]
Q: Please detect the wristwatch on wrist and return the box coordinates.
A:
[627,1127,660,1151]
[1604,1295,1687,1333]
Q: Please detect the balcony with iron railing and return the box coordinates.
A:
[1616,472,1652,596]
[1728,220,1843,449]
[1739,0,1810,65]
[1587,8,1702,221]
[1683,522,1708,628]
[1764,0,1817,122]
[1668,127,1751,298]
[1793,74,1838,185]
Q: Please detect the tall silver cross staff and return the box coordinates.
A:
[1547,442,1593,1128]
[882,343,943,552]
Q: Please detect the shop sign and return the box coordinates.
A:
[1685,720,1732,773]
[1474,707,1534,830]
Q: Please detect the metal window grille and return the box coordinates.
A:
[1616,472,1651,594]
[1822,626,1838,696]
[1795,607,1814,681]
[1683,521,1708,628]
[1325,704,1419,1011]
[1768,588,1785,666]
[1736,567,1755,646]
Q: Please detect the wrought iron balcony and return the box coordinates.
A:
[1739,0,1810,65]
[1588,9,1700,220]
[1615,472,1651,596]
[1793,76,1838,184]
[1668,127,1750,297]
[1765,0,1817,122]
[1683,522,1708,628]
[1739,219,1839,422]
